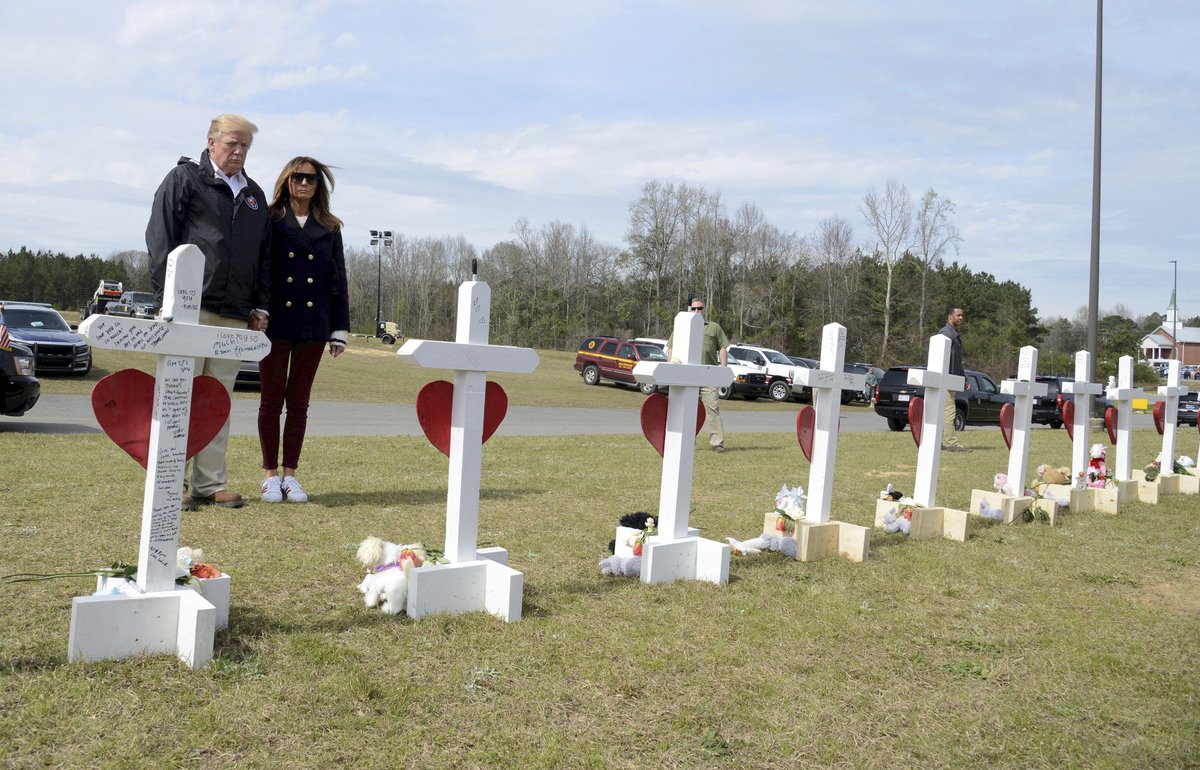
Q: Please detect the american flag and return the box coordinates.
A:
[0,305,9,350]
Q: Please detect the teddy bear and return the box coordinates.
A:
[1036,464,1070,485]
[1086,443,1108,488]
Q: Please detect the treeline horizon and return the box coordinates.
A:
[0,180,1175,380]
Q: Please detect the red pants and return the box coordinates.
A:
[258,339,325,470]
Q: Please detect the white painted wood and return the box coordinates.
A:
[1062,351,1103,483]
[628,310,732,584]
[68,587,216,668]
[910,335,965,508]
[1158,359,1187,471]
[76,245,268,593]
[1000,346,1048,495]
[396,280,540,621]
[1106,356,1146,481]
[792,323,862,523]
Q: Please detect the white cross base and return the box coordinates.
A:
[397,280,538,621]
[628,310,732,585]
[66,244,268,668]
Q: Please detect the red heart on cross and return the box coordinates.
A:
[999,402,1015,449]
[908,396,924,447]
[1105,406,1117,444]
[91,369,230,469]
[1153,401,1165,435]
[796,405,815,462]
[1063,400,1076,440]
[415,379,508,457]
[639,392,705,457]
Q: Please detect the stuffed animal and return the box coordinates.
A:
[355,537,428,614]
[1036,464,1070,485]
[1086,444,1108,489]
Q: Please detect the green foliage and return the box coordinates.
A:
[0,247,129,310]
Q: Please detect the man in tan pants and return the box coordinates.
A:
[666,296,730,453]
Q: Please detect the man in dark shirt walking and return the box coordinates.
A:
[939,306,970,452]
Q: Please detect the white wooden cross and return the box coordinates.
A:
[1106,355,1146,481]
[1000,346,1049,495]
[631,310,733,584]
[1062,351,1104,482]
[69,244,269,667]
[792,323,864,522]
[1158,359,1188,472]
[909,334,965,508]
[397,280,539,621]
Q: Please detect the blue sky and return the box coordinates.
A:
[1,0,1195,321]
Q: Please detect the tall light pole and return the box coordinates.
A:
[369,229,393,338]
[1171,259,1178,361]
[1086,0,1103,381]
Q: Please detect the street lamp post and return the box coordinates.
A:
[1171,259,1179,362]
[369,229,393,338]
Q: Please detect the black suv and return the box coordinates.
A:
[1031,375,1072,429]
[2,340,40,416]
[873,365,1013,432]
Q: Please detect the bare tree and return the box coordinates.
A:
[913,188,962,335]
[860,179,912,360]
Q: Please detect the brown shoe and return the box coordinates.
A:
[193,489,245,508]
[181,493,198,512]
[712,444,725,453]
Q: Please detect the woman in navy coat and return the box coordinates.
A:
[257,156,350,503]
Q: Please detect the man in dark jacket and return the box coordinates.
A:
[939,306,970,452]
[146,114,272,509]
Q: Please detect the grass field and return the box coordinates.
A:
[2,408,1198,767]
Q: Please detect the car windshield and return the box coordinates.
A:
[4,307,70,331]
[635,343,667,361]
[125,293,156,303]
[762,350,791,365]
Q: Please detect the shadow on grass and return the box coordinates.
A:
[315,485,544,507]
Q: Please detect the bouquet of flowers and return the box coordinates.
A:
[3,547,221,595]
[773,483,806,535]
[626,516,657,557]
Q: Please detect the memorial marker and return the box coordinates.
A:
[626,310,733,584]
[68,244,269,668]
[1107,356,1158,504]
[398,278,539,621]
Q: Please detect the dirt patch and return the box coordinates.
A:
[1137,578,1200,614]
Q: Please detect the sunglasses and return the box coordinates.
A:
[291,172,318,186]
[690,306,705,312]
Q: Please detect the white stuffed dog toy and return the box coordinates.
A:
[355,536,428,615]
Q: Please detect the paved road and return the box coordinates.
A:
[1,394,1153,437]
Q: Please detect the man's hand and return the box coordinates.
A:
[248,310,269,332]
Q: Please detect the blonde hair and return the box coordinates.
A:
[207,114,258,142]
[269,156,343,231]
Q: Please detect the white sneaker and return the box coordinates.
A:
[261,476,283,503]
[280,475,308,502]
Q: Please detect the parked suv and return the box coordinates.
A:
[873,365,1013,432]
[575,336,668,395]
[106,291,158,319]
[0,302,91,375]
[787,356,816,403]
[1031,375,1072,429]
[727,344,798,402]
[717,360,770,401]
[1,340,40,416]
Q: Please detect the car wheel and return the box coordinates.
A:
[769,380,791,402]
[718,385,732,400]
[638,381,657,395]
[886,417,906,432]
[582,364,600,386]
[381,334,396,345]
[1049,419,1062,430]
[954,407,966,432]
